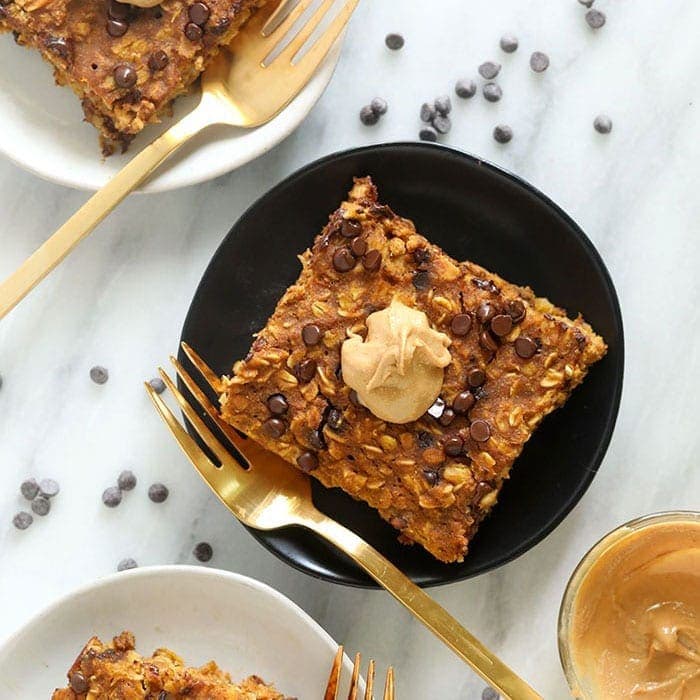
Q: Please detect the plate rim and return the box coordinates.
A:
[180,141,625,588]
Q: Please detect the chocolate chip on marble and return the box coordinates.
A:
[481,687,499,700]
[480,330,499,353]
[188,1,210,25]
[39,478,60,498]
[12,511,33,530]
[493,124,513,144]
[148,482,169,503]
[482,82,502,102]
[31,496,51,516]
[117,558,138,572]
[455,78,477,99]
[491,314,513,337]
[193,541,213,562]
[423,469,439,487]
[585,9,606,28]
[360,105,379,126]
[433,114,451,135]
[20,478,39,501]
[420,102,436,122]
[529,51,550,73]
[450,313,472,336]
[470,419,491,442]
[515,336,537,359]
[434,95,452,116]
[350,237,367,257]
[444,435,464,457]
[467,368,486,388]
[419,126,438,142]
[296,451,319,473]
[90,365,109,384]
[362,249,382,272]
[113,63,137,88]
[184,22,203,40]
[477,302,496,325]
[69,672,89,694]
[593,114,612,134]
[507,300,526,323]
[333,247,356,272]
[479,61,501,79]
[302,323,322,345]
[371,97,388,115]
[148,50,169,71]
[578,0,594,6]
[267,393,289,415]
[500,34,518,53]
[148,377,166,394]
[438,407,456,427]
[417,431,435,448]
[117,470,137,491]
[295,359,317,383]
[102,486,122,508]
[106,18,129,37]
[341,218,362,238]
[453,390,475,415]
[427,396,446,419]
[412,270,431,290]
[385,32,404,50]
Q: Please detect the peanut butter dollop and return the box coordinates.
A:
[341,299,451,424]
[569,520,700,699]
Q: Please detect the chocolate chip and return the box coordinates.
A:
[20,478,39,501]
[116,470,136,491]
[371,97,388,115]
[450,313,472,336]
[480,330,499,353]
[500,34,518,53]
[362,249,382,272]
[385,32,404,50]
[433,114,451,134]
[301,323,321,346]
[467,368,486,388]
[515,336,537,359]
[295,359,317,384]
[419,126,438,142]
[585,9,605,28]
[148,50,169,71]
[210,15,230,34]
[481,687,499,700]
[296,451,318,473]
[90,365,109,384]
[349,390,362,407]
[427,397,446,419]
[108,0,129,20]
[476,302,496,324]
[420,102,436,122]
[470,419,491,442]
[483,82,502,102]
[473,277,499,293]
[341,219,362,238]
[444,435,464,457]
[417,431,435,448]
[455,78,477,99]
[326,408,344,431]
[107,18,128,37]
[491,314,513,337]
[184,22,203,40]
[102,486,122,508]
[507,300,526,323]
[593,114,612,134]
[453,391,475,415]
[188,1,209,25]
[360,105,379,126]
[39,478,60,498]
[413,247,431,266]
[438,407,456,427]
[434,95,452,115]
[529,51,550,73]
[413,270,430,290]
[12,511,33,530]
[578,0,594,5]
[350,237,367,257]
[263,418,285,438]
[479,61,501,79]
[117,558,138,571]
[113,63,136,88]
[193,541,213,562]
[333,247,356,272]
[423,469,439,487]
[493,124,513,144]
[309,429,325,450]
[69,672,89,694]
[267,393,288,415]
[31,496,50,516]
[148,483,169,503]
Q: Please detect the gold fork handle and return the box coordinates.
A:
[0,95,218,320]
[305,514,543,700]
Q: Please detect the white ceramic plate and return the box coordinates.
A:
[0,566,354,698]
[0,36,341,193]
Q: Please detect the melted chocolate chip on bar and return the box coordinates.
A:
[444,435,464,457]
[188,1,210,25]
[341,219,362,238]
[413,270,431,290]
[362,249,382,271]
[148,50,169,71]
[294,358,317,383]
[438,407,456,426]
[267,393,288,415]
[301,323,321,346]
[297,451,318,473]
[470,419,491,442]
[114,63,137,88]
[350,236,367,257]
[263,418,286,438]
[450,313,472,336]
[515,336,537,359]
[453,390,475,414]
[333,247,355,272]
[185,22,203,40]
[490,314,513,337]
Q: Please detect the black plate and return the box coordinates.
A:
[180,143,624,588]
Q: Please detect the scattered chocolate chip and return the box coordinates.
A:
[362,249,382,272]
[419,126,438,142]
[360,105,379,126]
[102,486,122,508]
[341,219,362,238]
[473,277,499,293]
[427,397,446,419]
[500,34,518,53]
[90,365,109,384]
[148,377,166,394]
[453,391,475,415]
[491,314,513,337]
[326,408,344,431]
[117,558,138,572]
[12,511,33,530]
[593,114,612,134]
[267,393,288,415]
[69,672,89,694]
[467,368,486,388]
[507,300,526,322]
[31,496,50,516]
[438,408,456,427]
[529,51,550,73]
[20,478,39,501]
[117,470,137,491]
[483,82,502,102]
[493,124,513,144]
[349,390,362,407]
[476,302,496,324]
[417,431,435,448]
[585,9,606,28]
[413,247,430,266]
[193,541,213,562]
[184,22,203,40]
[297,451,318,473]
[455,78,477,99]
[148,50,169,71]
[420,102,436,122]
[114,63,137,88]
[578,0,594,6]
[371,97,388,115]
[479,61,501,79]
[333,247,356,272]
[309,429,325,450]
[108,0,129,20]
[413,270,430,290]
[188,1,209,25]
[470,419,491,442]
[107,18,129,37]
[433,114,451,134]
[450,313,472,336]
[263,417,286,438]
[480,330,499,353]
[301,323,322,345]
[482,687,499,700]
[350,237,367,257]
[444,435,464,457]
[423,469,439,487]
[295,359,317,383]
[515,336,537,359]
[39,478,60,498]
[385,32,404,50]
[148,483,169,503]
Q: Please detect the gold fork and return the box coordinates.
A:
[0,0,358,320]
[145,344,542,700]
[324,646,394,700]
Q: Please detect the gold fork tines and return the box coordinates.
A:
[324,647,394,700]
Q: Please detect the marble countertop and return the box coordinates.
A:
[2,0,700,697]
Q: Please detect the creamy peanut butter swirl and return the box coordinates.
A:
[341,299,451,424]
[569,521,700,699]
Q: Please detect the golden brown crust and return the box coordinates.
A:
[52,631,289,699]
[219,177,608,563]
[0,0,267,154]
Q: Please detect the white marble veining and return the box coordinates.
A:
[1,1,700,697]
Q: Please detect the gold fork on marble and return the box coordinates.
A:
[324,647,394,700]
[145,343,543,700]
[0,0,358,320]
